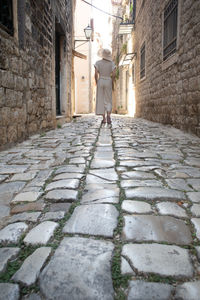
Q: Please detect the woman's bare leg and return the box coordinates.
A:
[107,112,111,124]
[102,114,106,123]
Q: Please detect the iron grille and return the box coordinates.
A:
[0,0,13,35]
[140,43,145,79]
[163,0,178,61]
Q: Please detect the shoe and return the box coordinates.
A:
[101,120,106,126]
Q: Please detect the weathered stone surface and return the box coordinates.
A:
[121,257,135,275]
[49,203,71,212]
[156,201,187,218]
[0,181,26,204]
[53,173,84,181]
[165,179,193,191]
[54,165,85,174]
[86,174,116,185]
[127,281,174,300]
[44,189,78,201]
[45,179,79,191]
[0,204,10,218]
[187,192,200,203]
[81,189,119,204]
[123,215,192,244]
[190,204,200,217]
[125,187,185,201]
[11,191,42,203]
[10,201,45,214]
[122,200,152,214]
[0,283,20,300]
[191,218,200,239]
[63,204,119,237]
[0,165,29,174]
[69,157,85,164]
[12,247,51,286]
[0,247,20,274]
[8,212,41,223]
[121,179,162,188]
[39,237,114,300]
[8,172,38,182]
[89,168,118,181]
[41,211,65,221]
[0,222,28,244]
[187,179,200,191]
[122,243,193,278]
[24,221,58,245]
[121,171,156,179]
[174,281,200,300]
[90,158,115,169]
[22,293,41,300]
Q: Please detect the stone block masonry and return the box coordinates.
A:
[133,0,200,137]
[0,0,74,149]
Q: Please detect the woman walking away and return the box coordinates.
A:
[94,48,116,126]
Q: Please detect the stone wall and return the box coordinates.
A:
[0,0,74,149]
[133,0,200,136]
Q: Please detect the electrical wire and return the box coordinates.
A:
[81,0,123,20]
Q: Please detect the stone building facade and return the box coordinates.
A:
[0,0,75,149]
[112,0,200,137]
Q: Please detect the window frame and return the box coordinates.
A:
[163,0,178,61]
[0,0,14,35]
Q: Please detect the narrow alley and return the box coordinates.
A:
[0,115,200,299]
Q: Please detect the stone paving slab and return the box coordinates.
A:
[39,237,114,300]
[81,189,119,204]
[44,189,78,202]
[156,201,188,218]
[86,174,116,185]
[125,187,186,201]
[122,243,193,278]
[90,158,115,169]
[187,192,200,203]
[53,172,84,181]
[0,222,28,244]
[45,179,80,191]
[89,168,118,181]
[0,165,29,175]
[24,221,58,245]
[0,283,20,300]
[10,201,45,214]
[54,165,85,174]
[122,200,152,214]
[191,218,200,239]
[121,171,156,180]
[123,215,192,244]
[0,204,10,218]
[48,203,71,212]
[11,191,43,204]
[0,247,20,274]
[121,257,135,275]
[12,247,51,286]
[0,182,26,204]
[127,281,174,300]
[63,204,119,237]
[174,281,200,300]
[41,211,65,221]
[121,179,163,188]
[7,212,41,223]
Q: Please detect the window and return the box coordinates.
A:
[163,0,178,61]
[140,43,145,79]
[0,0,13,35]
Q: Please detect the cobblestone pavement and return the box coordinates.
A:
[0,114,200,300]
